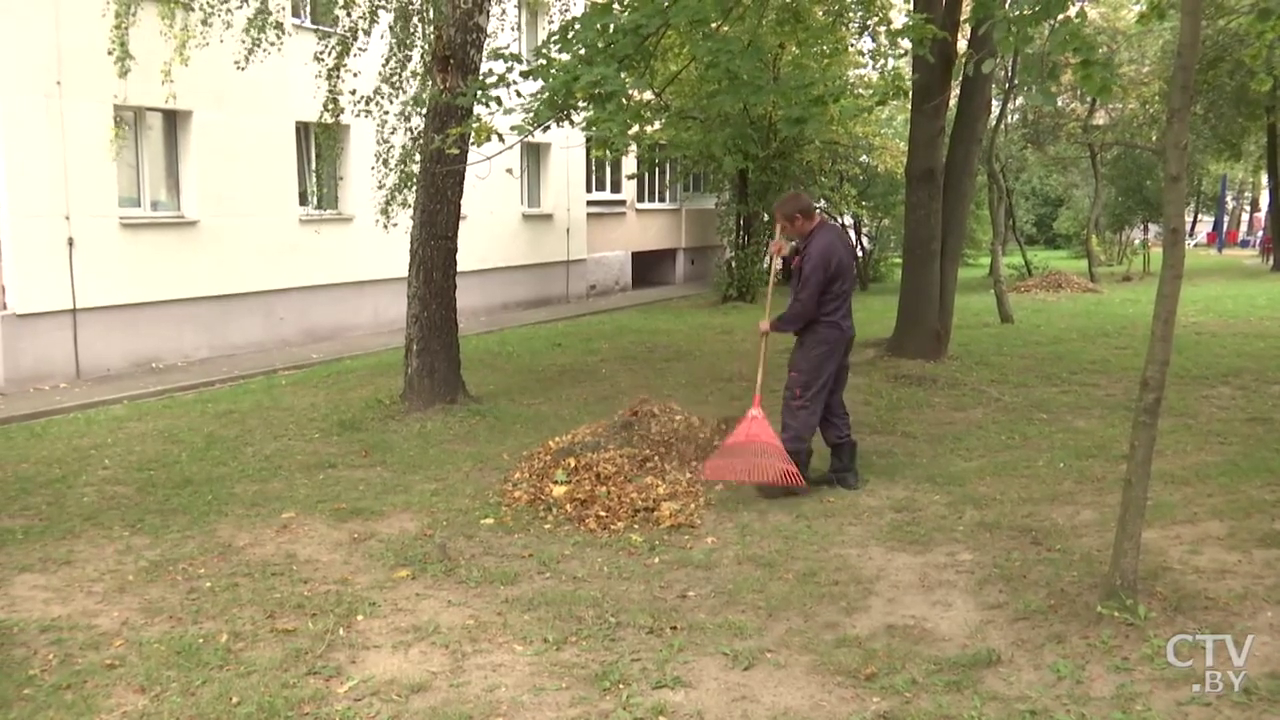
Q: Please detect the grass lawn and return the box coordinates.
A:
[2,248,1278,720]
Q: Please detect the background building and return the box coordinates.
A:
[0,1,721,392]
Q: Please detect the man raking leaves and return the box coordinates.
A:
[756,191,862,498]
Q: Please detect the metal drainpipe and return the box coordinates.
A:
[564,136,571,303]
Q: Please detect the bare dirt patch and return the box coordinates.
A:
[0,539,157,633]
[1,572,137,633]
[216,511,425,581]
[849,546,1000,649]
[337,581,585,716]
[1145,520,1280,586]
[658,655,870,718]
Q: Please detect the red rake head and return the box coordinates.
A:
[702,406,806,487]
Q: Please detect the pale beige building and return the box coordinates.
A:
[0,1,722,392]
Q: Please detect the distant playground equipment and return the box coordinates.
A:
[1204,230,1271,257]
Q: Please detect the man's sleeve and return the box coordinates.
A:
[770,237,831,334]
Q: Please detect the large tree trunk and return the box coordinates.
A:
[1101,0,1203,605]
[1268,78,1280,272]
[1226,173,1248,234]
[885,0,963,360]
[401,0,493,410]
[936,13,1000,347]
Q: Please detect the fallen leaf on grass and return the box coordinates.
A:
[280,512,297,519]
[392,569,414,580]
[111,638,126,649]
[480,518,496,525]
[335,678,360,695]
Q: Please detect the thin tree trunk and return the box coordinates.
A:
[937,11,1000,349]
[1267,77,1279,272]
[1083,107,1104,283]
[402,0,493,411]
[1101,0,1203,605]
[853,215,871,290]
[1189,176,1203,236]
[1001,166,1035,276]
[1247,165,1262,235]
[985,50,1018,324]
[885,0,963,360]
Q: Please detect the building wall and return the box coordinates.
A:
[581,153,722,296]
[0,1,596,391]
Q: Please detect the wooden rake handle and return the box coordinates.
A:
[753,224,783,400]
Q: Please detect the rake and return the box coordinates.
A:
[701,227,807,488]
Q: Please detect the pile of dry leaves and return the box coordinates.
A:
[1010,270,1102,294]
[503,398,728,534]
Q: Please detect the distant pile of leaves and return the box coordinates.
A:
[503,398,728,534]
[1010,270,1102,294]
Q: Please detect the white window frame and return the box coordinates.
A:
[290,0,336,29]
[584,136,624,202]
[114,106,183,217]
[519,0,543,60]
[295,121,344,215]
[635,143,680,208]
[680,170,716,207]
[520,141,548,212]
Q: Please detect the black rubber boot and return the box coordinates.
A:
[826,440,862,490]
[756,447,812,499]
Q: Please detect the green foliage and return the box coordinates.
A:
[520,0,901,303]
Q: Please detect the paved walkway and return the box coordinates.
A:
[0,284,710,427]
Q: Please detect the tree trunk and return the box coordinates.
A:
[1084,130,1104,282]
[1226,174,1248,234]
[885,0,963,361]
[1101,0,1203,606]
[1189,176,1203,236]
[1002,167,1035,277]
[937,12,1000,346]
[985,50,1017,324]
[724,168,763,299]
[1247,165,1262,235]
[852,215,871,290]
[402,0,493,411]
[1268,77,1279,272]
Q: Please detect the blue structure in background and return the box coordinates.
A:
[1213,173,1227,254]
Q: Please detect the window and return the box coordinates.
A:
[295,122,343,214]
[584,137,623,199]
[519,0,543,60]
[114,107,181,214]
[291,0,337,28]
[636,144,678,207]
[682,171,710,196]
[520,142,547,211]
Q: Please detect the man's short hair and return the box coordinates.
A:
[773,191,817,221]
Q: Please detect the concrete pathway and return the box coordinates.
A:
[0,284,711,427]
